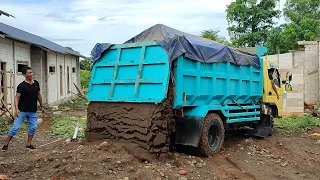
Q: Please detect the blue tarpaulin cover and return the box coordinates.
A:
[91,24,260,67]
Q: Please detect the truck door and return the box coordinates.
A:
[266,69,283,117]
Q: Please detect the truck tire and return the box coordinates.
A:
[198,113,224,156]
[269,115,274,136]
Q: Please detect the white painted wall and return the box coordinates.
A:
[65,55,78,97]
[0,38,80,106]
[0,39,31,112]
[64,55,72,98]
[47,51,57,104]
[14,41,31,88]
[0,38,14,107]
[30,46,48,103]
[46,52,80,104]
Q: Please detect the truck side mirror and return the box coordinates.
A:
[286,72,292,82]
[285,84,292,91]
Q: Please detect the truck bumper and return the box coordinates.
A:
[175,117,204,147]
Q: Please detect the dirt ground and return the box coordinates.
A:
[1,109,320,180]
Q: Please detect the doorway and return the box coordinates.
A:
[0,62,8,113]
[0,62,7,103]
[60,65,63,96]
[67,66,70,94]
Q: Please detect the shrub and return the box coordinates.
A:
[80,70,91,89]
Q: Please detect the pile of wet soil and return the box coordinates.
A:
[85,85,175,153]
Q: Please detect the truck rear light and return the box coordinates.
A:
[174,109,184,117]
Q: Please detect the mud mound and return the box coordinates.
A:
[85,85,175,153]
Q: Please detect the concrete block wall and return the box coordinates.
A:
[263,52,305,115]
[303,44,319,104]
[292,52,305,67]
[263,40,320,115]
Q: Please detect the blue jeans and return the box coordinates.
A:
[8,112,38,136]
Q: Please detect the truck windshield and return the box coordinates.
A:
[272,69,281,87]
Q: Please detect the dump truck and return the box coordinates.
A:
[85,24,292,156]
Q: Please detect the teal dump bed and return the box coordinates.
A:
[173,56,263,122]
[87,42,170,103]
[87,41,263,123]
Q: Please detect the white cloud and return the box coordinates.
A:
[0,0,236,56]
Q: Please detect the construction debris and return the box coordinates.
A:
[310,133,320,140]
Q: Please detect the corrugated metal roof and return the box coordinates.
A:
[0,10,15,18]
[0,22,83,57]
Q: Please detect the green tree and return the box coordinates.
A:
[265,25,286,55]
[80,70,91,89]
[80,57,93,71]
[200,29,233,46]
[226,0,280,47]
[283,0,320,23]
[280,0,320,51]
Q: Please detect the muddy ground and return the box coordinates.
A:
[0,109,320,180]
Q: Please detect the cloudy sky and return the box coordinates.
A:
[0,0,285,57]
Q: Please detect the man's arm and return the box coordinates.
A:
[15,93,21,116]
[271,81,279,99]
[37,91,43,109]
[35,81,44,111]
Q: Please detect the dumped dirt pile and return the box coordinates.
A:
[2,116,320,180]
[86,86,174,153]
[0,134,218,180]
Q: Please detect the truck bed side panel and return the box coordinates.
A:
[174,56,263,120]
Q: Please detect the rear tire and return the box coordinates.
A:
[198,113,224,156]
[269,115,274,136]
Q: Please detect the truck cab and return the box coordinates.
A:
[262,60,283,118]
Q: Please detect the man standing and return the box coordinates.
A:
[2,66,44,151]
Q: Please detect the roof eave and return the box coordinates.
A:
[1,33,84,58]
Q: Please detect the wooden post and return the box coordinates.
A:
[10,70,13,114]
[12,41,16,103]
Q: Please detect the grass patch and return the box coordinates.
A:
[0,117,29,134]
[59,97,88,109]
[51,116,87,138]
[275,115,320,132]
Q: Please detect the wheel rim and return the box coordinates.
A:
[208,124,219,148]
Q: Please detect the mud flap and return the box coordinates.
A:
[246,114,273,138]
[175,117,204,147]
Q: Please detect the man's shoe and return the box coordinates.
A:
[2,145,8,151]
[26,145,36,149]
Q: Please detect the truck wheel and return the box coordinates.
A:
[198,113,224,156]
[269,115,274,136]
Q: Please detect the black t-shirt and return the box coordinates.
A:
[17,80,40,112]
[269,74,273,80]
